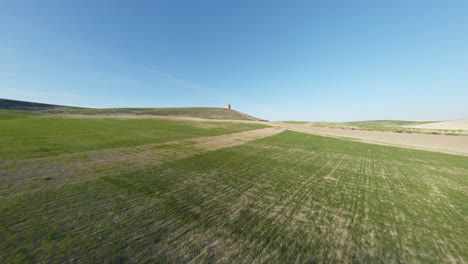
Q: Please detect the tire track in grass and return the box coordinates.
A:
[247,152,324,263]
[397,158,466,262]
[151,146,321,263]
[355,151,467,263]
[315,154,358,262]
[246,143,355,262]
[146,150,288,263]
[349,152,381,260]
[217,143,358,263]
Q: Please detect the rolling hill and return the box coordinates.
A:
[0,98,263,121]
[0,98,67,111]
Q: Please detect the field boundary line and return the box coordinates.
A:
[0,127,285,198]
[269,122,468,157]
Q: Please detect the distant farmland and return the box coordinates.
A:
[1,111,466,263]
[281,119,468,136]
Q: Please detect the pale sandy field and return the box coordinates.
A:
[271,122,468,156]
[406,119,468,130]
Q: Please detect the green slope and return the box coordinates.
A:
[0,98,63,110]
[0,98,263,121]
[0,114,267,160]
[60,107,262,121]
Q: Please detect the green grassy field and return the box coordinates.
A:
[0,110,266,160]
[0,110,45,120]
[1,114,466,263]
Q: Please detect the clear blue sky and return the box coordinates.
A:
[1,0,467,121]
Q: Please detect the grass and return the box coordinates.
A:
[0,109,45,120]
[1,125,466,263]
[0,112,267,160]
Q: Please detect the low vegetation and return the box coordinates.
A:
[1,113,466,263]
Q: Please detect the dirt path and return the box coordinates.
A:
[271,122,468,156]
[45,114,468,156]
[0,127,284,198]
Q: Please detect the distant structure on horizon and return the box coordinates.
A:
[224,104,231,110]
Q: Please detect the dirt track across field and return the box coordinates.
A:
[272,122,468,156]
[49,114,468,156]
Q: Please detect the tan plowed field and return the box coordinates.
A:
[272,122,468,156]
[406,119,468,130]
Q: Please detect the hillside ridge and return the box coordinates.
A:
[0,98,263,121]
[0,98,64,111]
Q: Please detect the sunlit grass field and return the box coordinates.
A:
[1,113,467,263]
[0,110,266,160]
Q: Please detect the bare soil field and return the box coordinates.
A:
[272,122,468,156]
[406,119,468,130]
